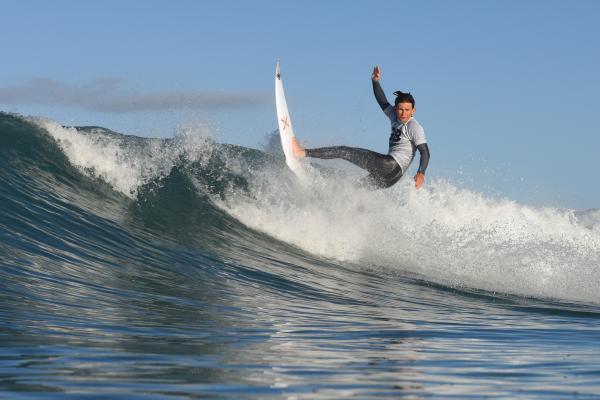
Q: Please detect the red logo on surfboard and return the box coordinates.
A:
[280,116,290,130]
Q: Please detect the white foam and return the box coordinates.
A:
[31,117,214,198]
[224,167,600,304]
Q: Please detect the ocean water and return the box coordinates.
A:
[1,112,600,399]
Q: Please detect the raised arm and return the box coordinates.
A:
[371,65,390,111]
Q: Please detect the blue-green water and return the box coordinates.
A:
[1,112,600,399]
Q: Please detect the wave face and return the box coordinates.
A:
[1,112,600,398]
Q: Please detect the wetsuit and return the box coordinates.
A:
[304,80,430,188]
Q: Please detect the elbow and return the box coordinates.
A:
[418,143,430,159]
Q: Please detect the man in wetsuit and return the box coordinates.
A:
[292,65,430,189]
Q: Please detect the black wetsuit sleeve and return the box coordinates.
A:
[416,143,430,174]
[372,80,390,111]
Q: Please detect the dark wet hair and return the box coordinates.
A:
[393,91,415,108]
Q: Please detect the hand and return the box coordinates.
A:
[414,172,425,189]
[372,65,381,81]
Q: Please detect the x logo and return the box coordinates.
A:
[280,116,290,130]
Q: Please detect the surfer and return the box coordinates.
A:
[292,65,430,189]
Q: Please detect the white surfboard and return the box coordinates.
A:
[275,61,305,178]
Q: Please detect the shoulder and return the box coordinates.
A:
[384,105,394,119]
[406,119,424,133]
[407,119,427,143]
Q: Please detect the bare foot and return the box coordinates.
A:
[291,136,305,158]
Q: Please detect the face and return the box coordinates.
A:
[395,102,415,123]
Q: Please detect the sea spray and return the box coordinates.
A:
[224,165,600,304]
[31,117,215,198]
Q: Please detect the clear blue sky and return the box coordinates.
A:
[1,0,599,209]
